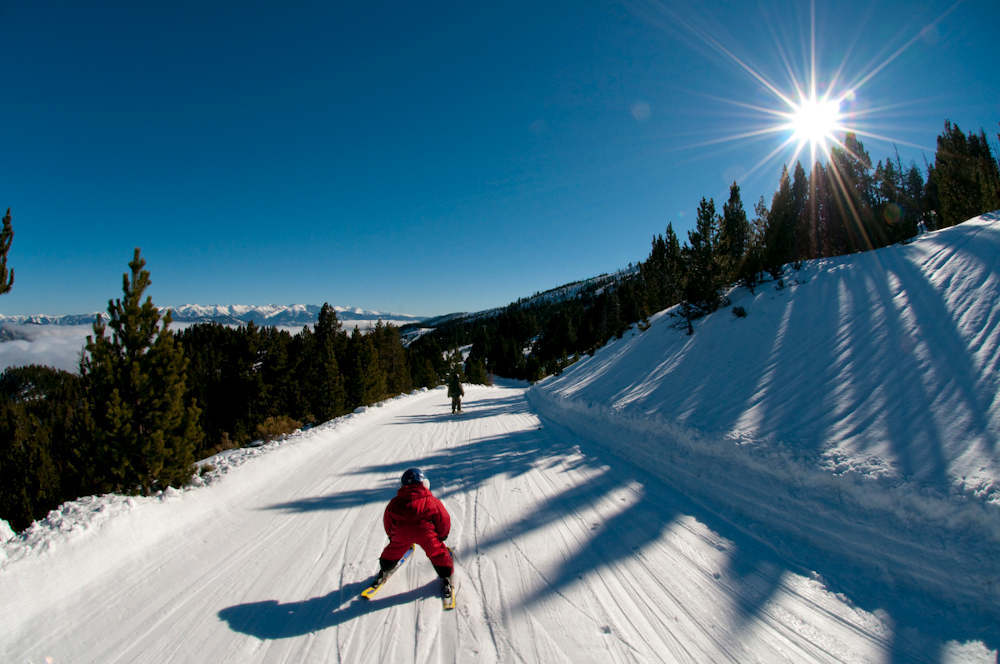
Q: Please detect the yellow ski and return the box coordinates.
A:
[359,544,415,600]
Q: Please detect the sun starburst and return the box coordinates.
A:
[644,0,962,183]
[785,94,844,154]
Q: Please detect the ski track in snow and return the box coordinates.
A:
[2,383,996,663]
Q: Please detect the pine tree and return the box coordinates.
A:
[682,197,722,321]
[177,322,245,448]
[407,334,445,388]
[663,223,683,306]
[464,356,490,384]
[0,208,13,295]
[931,121,1000,227]
[798,162,821,259]
[829,133,878,251]
[897,162,926,241]
[80,249,202,494]
[789,162,809,263]
[641,233,668,313]
[923,163,941,230]
[764,166,796,276]
[740,196,768,293]
[373,321,412,397]
[312,303,346,421]
[935,122,969,226]
[718,182,750,283]
[0,366,84,530]
[345,327,386,408]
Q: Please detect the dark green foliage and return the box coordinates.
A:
[311,304,346,421]
[739,197,768,293]
[923,163,941,229]
[830,133,880,251]
[372,321,411,397]
[0,366,84,531]
[0,208,12,295]
[682,197,723,316]
[3,290,420,531]
[719,183,750,284]
[79,249,203,494]
[179,322,299,452]
[932,121,1000,228]
[178,313,414,450]
[345,327,387,409]
[639,223,684,316]
[408,337,445,389]
[536,310,576,361]
[764,166,797,276]
[872,152,924,244]
[464,357,490,385]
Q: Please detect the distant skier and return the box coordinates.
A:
[448,372,464,414]
[371,468,455,601]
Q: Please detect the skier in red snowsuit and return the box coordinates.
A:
[375,468,454,596]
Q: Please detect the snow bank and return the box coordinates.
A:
[529,214,1000,623]
[529,386,999,617]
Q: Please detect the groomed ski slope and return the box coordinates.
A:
[2,214,998,663]
[0,384,993,663]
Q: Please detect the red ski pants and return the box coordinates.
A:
[381,534,453,575]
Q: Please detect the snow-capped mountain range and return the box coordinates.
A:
[0,304,426,327]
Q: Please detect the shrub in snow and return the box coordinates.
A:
[732,306,747,318]
[254,415,302,442]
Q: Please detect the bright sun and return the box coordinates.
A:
[787,94,843,151]
[655,0,950,179]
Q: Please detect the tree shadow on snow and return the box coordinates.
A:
[217,579,440,640]
[263,487,388,513]
[388,395,531,425]
[352,412,797,653]
[257,383,997,661]
[533,408,1000,661]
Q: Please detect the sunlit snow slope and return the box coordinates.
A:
[530,213,1000,653]
[2,215,998,663]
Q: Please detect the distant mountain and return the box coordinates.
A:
[0,304,427,328]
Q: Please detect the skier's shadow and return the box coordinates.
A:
[218,579,439,639]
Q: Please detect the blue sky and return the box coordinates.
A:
[3,0,997,317]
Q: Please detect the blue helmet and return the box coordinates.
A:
[400,467,429,488]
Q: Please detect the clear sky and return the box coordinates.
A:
[3,0,997,317]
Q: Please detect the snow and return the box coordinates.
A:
[2,215,999,662]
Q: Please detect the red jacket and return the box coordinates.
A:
[383,483,451,544]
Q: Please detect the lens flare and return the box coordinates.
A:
[640,0,963,181]
[788,95,842,149]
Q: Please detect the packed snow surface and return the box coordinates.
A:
[2,215,999,662]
